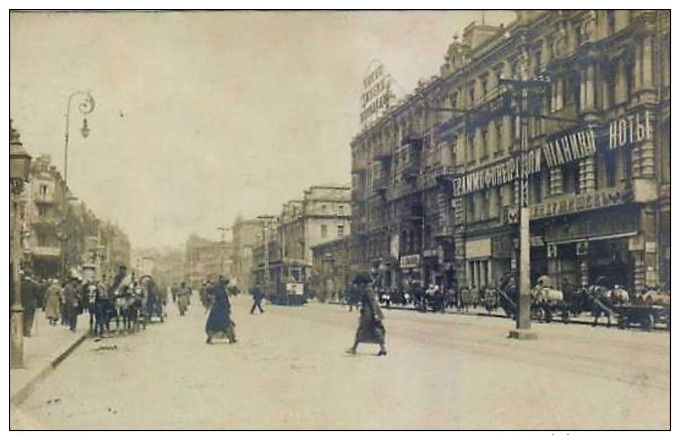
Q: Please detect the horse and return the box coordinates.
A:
[588,285,616,327]
[642,289,671,306]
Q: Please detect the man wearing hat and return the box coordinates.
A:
[346,272,387,356]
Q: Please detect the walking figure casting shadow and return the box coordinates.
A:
[346,272,387,357]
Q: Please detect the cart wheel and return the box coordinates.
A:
[641,313,654,331]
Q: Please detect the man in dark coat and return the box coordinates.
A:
[346,272,387,356]
[63,277,81,332]
[250,283,265,314]
[21,273,39,337]
[205,276,236,344]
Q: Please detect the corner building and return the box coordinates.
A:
[350,11,670,295]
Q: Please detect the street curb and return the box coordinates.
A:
[10,330,89,407]
[327,301,668,331]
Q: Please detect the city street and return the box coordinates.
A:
[16,296,670,430]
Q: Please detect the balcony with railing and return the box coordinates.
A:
[34,192,58,204]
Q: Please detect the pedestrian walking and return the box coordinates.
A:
[44,279,62,326]
[205,276,237,344]
[177,282,191,316]
[63,277,81,332]
[21,272,38,337]
[250,283,265,314]
[346,272,387,356]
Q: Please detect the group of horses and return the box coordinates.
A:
[86,275,166,337]
[365,276,669,329]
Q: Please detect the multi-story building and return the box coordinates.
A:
[231,217,262,290]
[350,11,670,296]
[23,155,67,278]
[21,154,132,282]
[251,184,352,294]
[310,235,352,300]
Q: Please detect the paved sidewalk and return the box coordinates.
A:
[10,312,90,407]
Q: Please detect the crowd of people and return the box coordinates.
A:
[11,265,173,339]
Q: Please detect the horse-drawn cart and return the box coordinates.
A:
[614,302,669,331]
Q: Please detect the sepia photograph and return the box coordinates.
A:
[8,8,671,430]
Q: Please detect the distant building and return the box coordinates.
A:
[311,235,352,301]
[185,234,233,287]
[251,184,352,296]
[231,217,261,290]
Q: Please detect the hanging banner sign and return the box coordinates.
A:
[451,110,651,198]
[360,61,394,127]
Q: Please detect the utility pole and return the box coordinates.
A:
[217,226,230,276]
[257,215,277,297]
[499,47,550,340]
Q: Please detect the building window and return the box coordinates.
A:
[450,91,458,110]
[321,204,327,214]
[38,206,46,217]
[469,86,475,105]
[481,128,489,158]
[562,161,580,194]
[321,225,327,238]
[607,10,616,35]
[40,184,48,196]
[338,205,344,214]
[481,79,488,98]
[338,224,344,237]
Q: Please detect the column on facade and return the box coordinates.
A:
[549,167,564,196]
[639,124,656,179]
[642,36,654,89]
[579,157,596,193]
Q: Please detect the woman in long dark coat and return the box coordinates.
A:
[205,276,237,344]
[346,273,387,356]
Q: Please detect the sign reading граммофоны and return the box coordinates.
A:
[451,110,652,198]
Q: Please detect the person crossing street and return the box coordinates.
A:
[250,282,265,314]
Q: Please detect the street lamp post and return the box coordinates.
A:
[10,120,33,368]
[61,91,95,278]
[257,215,276,298]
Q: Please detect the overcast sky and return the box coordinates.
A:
[10,10,515,249]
